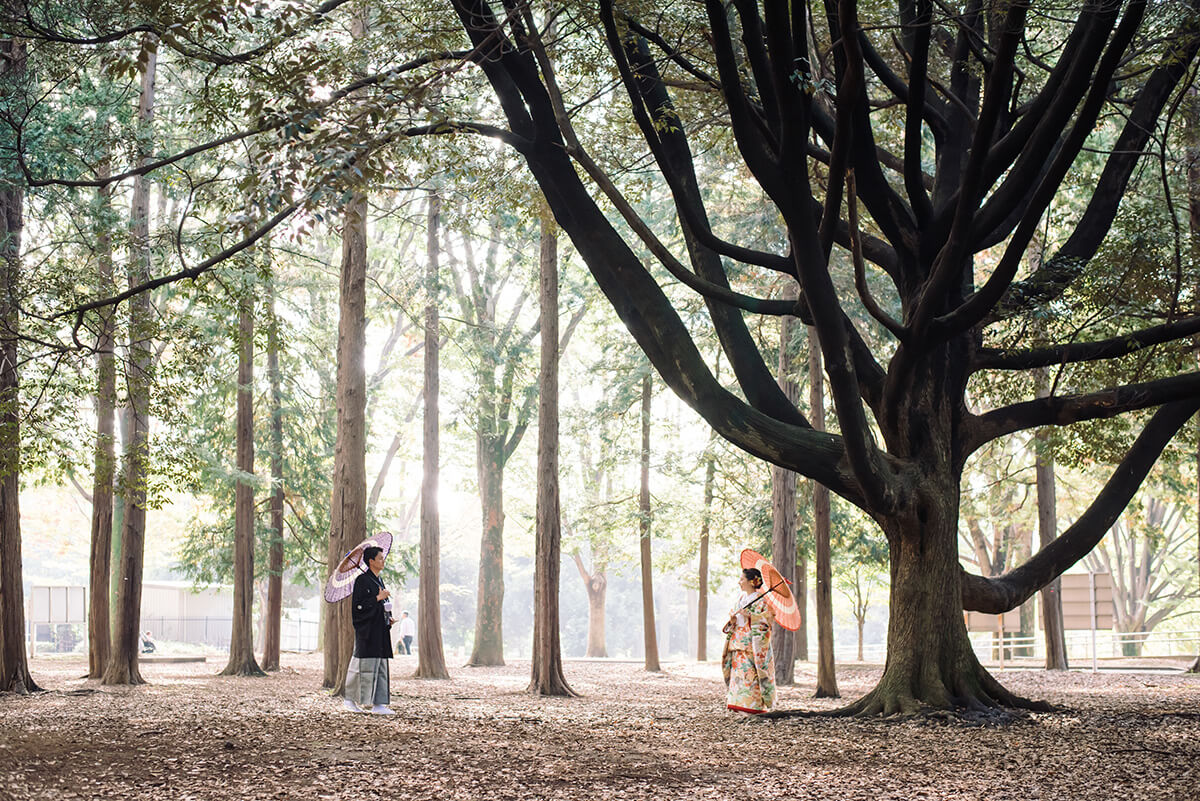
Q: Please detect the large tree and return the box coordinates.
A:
[322,7,372,693]
[442,0,1200,714]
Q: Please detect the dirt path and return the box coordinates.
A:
[1,654,1196,800]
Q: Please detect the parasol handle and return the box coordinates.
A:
[737,578,788,612]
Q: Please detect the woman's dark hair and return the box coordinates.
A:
[362,546,383,564]
[742,568,763,588]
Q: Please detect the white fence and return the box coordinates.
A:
[852,629,1200,668]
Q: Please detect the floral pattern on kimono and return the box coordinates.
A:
[722,593,776,714]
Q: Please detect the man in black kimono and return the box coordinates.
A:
[343,545,395,715]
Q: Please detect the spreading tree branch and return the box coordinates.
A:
[961,399,1200,612]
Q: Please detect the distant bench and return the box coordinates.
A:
[139,656,207,664]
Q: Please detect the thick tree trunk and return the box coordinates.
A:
[839,495,1047,717]
[415,190,449,680]
[324,188,369,692]
[696,441,714,661]
[771,289,801,684]
[220,295,264,677]
[529,211,575,695]
[87,156,116,680]
[638,371,661,672]
[468,442,505,666]
[0,35,35,695]
[104,37,156,686]
[262,277,284,671]
[809,326,838,697]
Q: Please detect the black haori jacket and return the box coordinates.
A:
[351,571,393,659]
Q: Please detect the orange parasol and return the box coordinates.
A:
[739,549,802,631]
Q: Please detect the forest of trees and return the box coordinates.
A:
[1,0,1199,707]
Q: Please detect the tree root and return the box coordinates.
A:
[763,663,1057,722]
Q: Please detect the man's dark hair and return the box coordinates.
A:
[362,546,383,564]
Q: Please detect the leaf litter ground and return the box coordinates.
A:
[1,653,1196,800]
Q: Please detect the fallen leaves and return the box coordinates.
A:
[0,654,1196,800]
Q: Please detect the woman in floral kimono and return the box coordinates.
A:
[722,567,776,714]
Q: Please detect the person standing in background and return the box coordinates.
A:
[398,610,415,655]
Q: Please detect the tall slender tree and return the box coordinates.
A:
[529,211,575,695]
[220,284,265,677]
[104,35,157,686]
[0,32,35,695]
[262,276,285,672]
[87,146,116,680]
[322,9,371,693]
[1035,369,1068,669]
[809,326,838,698]
[638,370,661,672]
[696,428,715,662]
[415,189,449,680]
[771,288,800,684]
[455,223,538,668]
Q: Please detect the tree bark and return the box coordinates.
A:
[262,276,285,671]
[104,35,156,686]
[529,210,575,695]
[0,34,36,695]
[809,326,838,698]
[638,371,661,672]
[840,486,1047,716]
[87,150,116,680]
[415,189,449,680]
[1036,367,1068,669]
[771,284,801,683]
[109,406,129,636]
[323,191,369,691]
[323,10,370,692]
[220,290,264,677]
